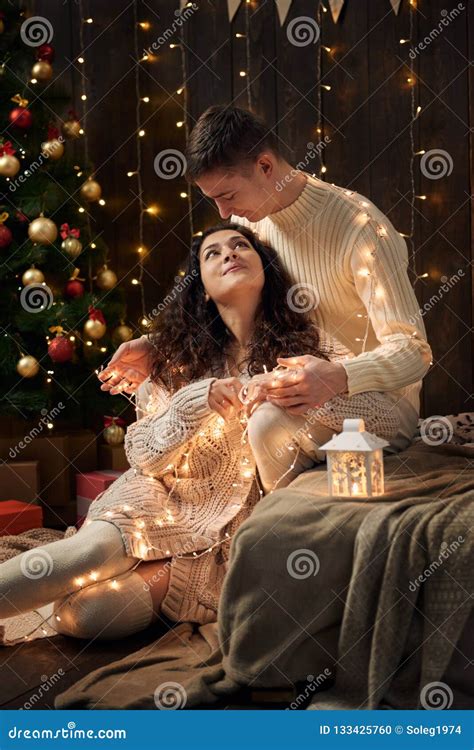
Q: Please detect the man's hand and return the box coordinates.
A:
[264,355,348,415]
[98,336,154,394]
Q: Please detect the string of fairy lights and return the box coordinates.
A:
[21,367,308,642]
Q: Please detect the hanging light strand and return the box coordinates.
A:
[132,0,148,321]
[179,17,194,239]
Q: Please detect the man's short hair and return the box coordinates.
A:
[185,105,280,182]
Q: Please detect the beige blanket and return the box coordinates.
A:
[52,440,473,710]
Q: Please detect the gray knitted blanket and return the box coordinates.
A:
[53,440,473,710]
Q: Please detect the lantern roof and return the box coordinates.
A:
[319,418,390,452]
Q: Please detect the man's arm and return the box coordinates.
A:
[341,216,432,396]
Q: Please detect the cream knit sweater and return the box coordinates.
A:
[86,341,402,624]
[232,173,433,416]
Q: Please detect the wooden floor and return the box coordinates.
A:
[0,621,295,710]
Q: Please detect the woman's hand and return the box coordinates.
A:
[208,377,244,421]
[98,336,154,394]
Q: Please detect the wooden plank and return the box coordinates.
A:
[415,0,472,415]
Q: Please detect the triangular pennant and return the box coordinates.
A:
[274,0,293,26]
[389,0,403,14]
[227,0,242,22]
[328,0,345,23]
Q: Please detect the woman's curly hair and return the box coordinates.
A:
[148,222,330,392]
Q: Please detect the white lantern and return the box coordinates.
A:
[319,418,389,498]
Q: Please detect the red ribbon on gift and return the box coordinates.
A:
[88,305,106,324]
[103,415,126,428]
[0,140,15,156]
[60,222,80,239]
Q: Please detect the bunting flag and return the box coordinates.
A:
[179,0,408,22]
[227,0,242,22]
[274,0,293,26]
[328,0,345,24]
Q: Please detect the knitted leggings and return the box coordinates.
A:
[247,393,415,494]
[0,520,160,640]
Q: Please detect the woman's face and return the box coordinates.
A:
[199,229,265,306]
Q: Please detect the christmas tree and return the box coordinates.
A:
[0,2,133,426]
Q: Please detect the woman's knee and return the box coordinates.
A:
[247,402,291,450]
[53,570,154,640]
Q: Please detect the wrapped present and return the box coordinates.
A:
[76,470,124,527]
[0,461,39,503]
[0,500,43,536]
[98,442,130,471]
[0,430,97,507]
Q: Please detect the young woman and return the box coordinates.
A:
[0,224,398,643]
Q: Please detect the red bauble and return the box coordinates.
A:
[0,224,12,249]
[65,278,85,298]
[9,107,33,130]
[48,335,74,363]
[36,43,54,63]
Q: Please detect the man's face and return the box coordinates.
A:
[195,158,276,222]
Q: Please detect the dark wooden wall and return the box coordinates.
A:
[39,0,473,418]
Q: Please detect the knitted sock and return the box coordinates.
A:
[0,520,138,620]
[52,568,154,640]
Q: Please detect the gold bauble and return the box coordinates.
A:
[41,138,64,161]
[103,423,125,446]
[61,237,82,258]
[84,318,106,340]
[62,120,81,139]
[96,266,117,290]
[22,266,45,286]
[112,324,133,344]
[31,60,53,81]
[28,216,58,245]
[17,355,39,378]
[0,153,20,177]
[80,178,102,202]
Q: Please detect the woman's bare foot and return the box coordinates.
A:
[135,559,171,623]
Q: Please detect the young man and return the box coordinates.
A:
[100,105,432,454]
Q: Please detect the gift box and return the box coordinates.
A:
[98,443,130,471]
[0,500,43,536]
[0,430,97,507]
[0,461,40,503]
[76,470,124,527]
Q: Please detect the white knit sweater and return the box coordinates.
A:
[232,173,433,416]
[86,338,401,624]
